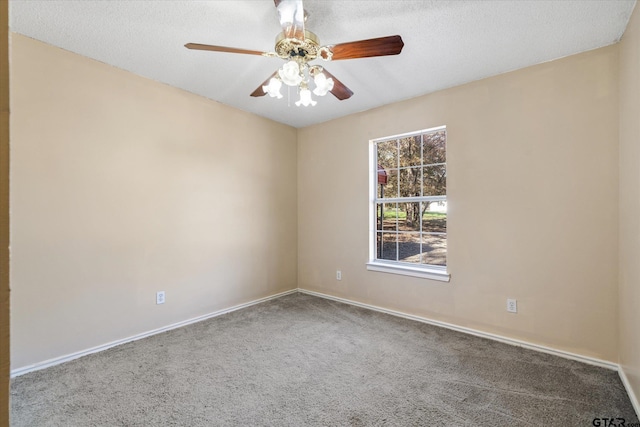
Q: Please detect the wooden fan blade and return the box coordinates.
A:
[275,0,305,41]
[321,69,354,101]
[185,43,267,56]
[250,71,279,97]
[328,35,404,61]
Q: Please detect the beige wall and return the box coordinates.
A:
[619,3,640,408]
[298,45,620,361]
[1,0,9,423]
[10,34,298,370]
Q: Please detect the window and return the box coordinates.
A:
[367,126,449,281]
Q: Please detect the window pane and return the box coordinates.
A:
[378,233,397,261]
[378,168,398,199]
[399,136,422,167]
[423,131,446,165]
[381,203,398,231]
[398,232,421,264]
[399,167,421,198]
[398,202,421,232]
[422,234,447,266]
[423,165,446,196]
[376,203,397,231]
[422,203,447,233]
[377,140,397,170]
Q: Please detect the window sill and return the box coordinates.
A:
[366,262,450,282]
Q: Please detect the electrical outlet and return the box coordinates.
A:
[336,270,342,281]
[156,291,165,305]
[506,298,517,313]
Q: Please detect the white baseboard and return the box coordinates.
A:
[297,288,619,371]
[10,288,298,378]
[11,285,639,420]
[619,367,640,419]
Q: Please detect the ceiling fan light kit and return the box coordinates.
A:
[277,60,304,87]
[295,86,317,107]
[185,0,404,107]
[312,73,334,97]
[263,78,283,99]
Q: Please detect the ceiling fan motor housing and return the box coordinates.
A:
[275,30,331,61]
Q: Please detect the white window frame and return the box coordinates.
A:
[367,126,450,282]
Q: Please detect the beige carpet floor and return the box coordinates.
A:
[10,292,639,426]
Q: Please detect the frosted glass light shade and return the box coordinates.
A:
[313,73,334,96]
[262,78,283,98]
[278,61,303,87]
[295,88,317,107]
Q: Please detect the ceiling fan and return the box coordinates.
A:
[185,0,404,106]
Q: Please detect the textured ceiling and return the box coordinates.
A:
[9,0,637,128]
